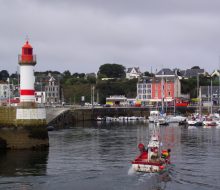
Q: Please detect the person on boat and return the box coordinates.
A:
[149,147,160,162]
[161,149,171,163]
[135,143,148,161]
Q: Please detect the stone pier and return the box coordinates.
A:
[0,107,48,150]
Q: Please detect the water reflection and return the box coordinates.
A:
[0,150,48,176]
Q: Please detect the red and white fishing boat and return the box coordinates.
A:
[131,134,171,173]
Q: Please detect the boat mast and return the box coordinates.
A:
[219,56,220,110]
[161,71,164,114]
[211,79,213,114]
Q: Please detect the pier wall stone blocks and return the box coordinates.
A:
[0,107,48,150]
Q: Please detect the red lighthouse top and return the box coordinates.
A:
[19,40,36,65]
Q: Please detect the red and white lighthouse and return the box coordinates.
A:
[18,40,36,103]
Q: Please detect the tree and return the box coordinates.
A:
[143,71,155,77]
[63,70,71,77]
[72,73,79,78]
[98,63,125,78]
[0,70,9,81]
[191,66,200,69]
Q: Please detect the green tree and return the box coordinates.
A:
[143,71,155,77]
[0,70,9,81]
[191,66,200,69]
[63,70,71,78]
[98,63,125,78]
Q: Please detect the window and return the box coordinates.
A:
[143,95,146,99]
[168,91,171,96]
[28,48,32,55]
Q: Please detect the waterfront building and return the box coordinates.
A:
[136,78,152,105]
[106,95,127,106]
[136,68,189,106]
[152,68,181,102]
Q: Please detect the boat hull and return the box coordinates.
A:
[131,161,166,173]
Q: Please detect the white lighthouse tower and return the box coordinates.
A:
[18,41,36,103]
[16,40,46,120]
[18,40,36,104]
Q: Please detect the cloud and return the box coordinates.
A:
[1,0,220,74]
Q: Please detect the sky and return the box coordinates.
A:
[1,0,220,74]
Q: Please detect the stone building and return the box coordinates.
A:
[45,74,60,105]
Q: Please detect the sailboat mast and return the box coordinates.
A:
[211,79,213,114]
[161,75,164,113]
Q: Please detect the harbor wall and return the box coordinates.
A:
[0,107,48,150]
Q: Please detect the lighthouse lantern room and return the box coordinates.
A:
[18,41,37,103]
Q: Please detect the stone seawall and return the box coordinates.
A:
[0,126,48,149]
[69,106,195,122]
[0,107,48,150]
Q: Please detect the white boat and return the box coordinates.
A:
[166,115,187,123]
[149,111,168,125]
[187,119,203,126]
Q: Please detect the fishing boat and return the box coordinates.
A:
[131,130,171,173]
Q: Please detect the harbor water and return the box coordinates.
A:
[0,121,220,190]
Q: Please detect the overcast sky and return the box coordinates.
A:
[1,0,220,74]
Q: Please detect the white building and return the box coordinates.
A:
[106,95,127,106]
[35,91,46,104]
[136,80,152,103]
[126,67,142,79]
[0,82,9,100]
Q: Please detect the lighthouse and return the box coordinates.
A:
[16,40,46,121]
[18,40,36,105]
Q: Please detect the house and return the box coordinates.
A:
[155,68,176,77]
[180,68,205,78]
[211,70,220,78]
[126,67,142,79]
[44,74,60,105]
[200,86,220,105]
